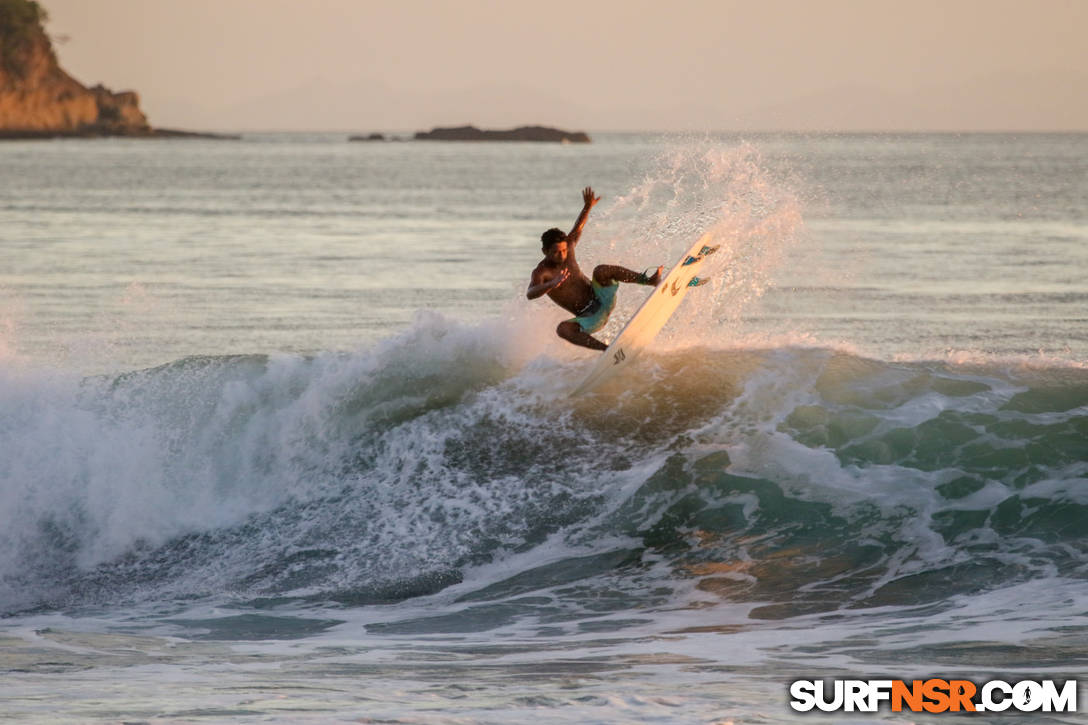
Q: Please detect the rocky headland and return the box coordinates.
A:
[0,0,234,139]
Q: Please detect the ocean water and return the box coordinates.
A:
[1,132,1086,723]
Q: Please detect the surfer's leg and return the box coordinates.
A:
[593,264,663,286]
[557,321,607,351]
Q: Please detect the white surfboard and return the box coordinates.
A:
[571,233,718,396]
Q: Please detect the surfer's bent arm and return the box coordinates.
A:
[526,267,569,300]
[566,186,600,245]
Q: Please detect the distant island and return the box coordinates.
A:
[350,125,591,143]
[415,125,590,143]
[0,0,235,139]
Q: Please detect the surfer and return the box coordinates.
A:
[527,186,662,351]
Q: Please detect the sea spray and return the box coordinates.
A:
[590,140,807,348]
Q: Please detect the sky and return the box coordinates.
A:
[41,0,1088,133]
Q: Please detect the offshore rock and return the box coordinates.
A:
[414,125,591,143]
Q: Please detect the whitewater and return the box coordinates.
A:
[1,133,1086,723]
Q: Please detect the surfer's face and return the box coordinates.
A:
[544,241,568,264]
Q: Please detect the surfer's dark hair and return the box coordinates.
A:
[541,228,567,248]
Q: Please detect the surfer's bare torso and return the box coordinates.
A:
[529,247,595,316]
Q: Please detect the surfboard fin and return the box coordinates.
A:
[683,245,720,266]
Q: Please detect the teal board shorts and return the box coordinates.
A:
[570,279,619,334]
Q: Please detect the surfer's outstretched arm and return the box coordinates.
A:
[566,186,600,245]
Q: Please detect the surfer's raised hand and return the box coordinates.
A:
[582,186,600,208]
[567,189,598,244]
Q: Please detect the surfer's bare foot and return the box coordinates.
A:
[648,266,663,286]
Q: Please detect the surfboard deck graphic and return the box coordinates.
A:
[570,233,718,396]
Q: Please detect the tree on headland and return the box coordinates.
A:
[0,0,50,79]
